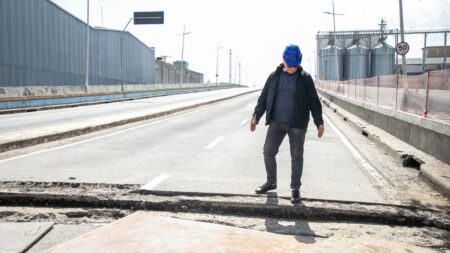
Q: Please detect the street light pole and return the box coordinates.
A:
[119,11,164,90]
[216,45,223,85]
[178,25,191,84]
[120,18,134,92]
[85,0,90,91]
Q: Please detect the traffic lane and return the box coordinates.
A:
[0,93,259,184]
[0,88,252,138]
[0,92,386,202]
[154,119,385,203]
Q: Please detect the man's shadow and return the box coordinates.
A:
[264,192,318,244]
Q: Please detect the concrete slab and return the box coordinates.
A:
[45,212,305,253]
[43,212,443,253]
[0,221,53,253]
[27,224,101,253]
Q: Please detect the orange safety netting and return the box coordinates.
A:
[316,69,450,124]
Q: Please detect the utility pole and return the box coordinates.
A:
[85,0,90,91]
[323,1,344,81]
[215,45,223,85]
[234,55,239,84]
[229,49,232,83]
[246,64,249,86]
[238,61,241,85]
[398,0,408,110]
[399,0,407,76]
[178,25,191,84]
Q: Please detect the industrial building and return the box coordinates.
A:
[317,22,449,80]
[0,0,156,87]
[404,46,450,75]
[0,0,204,89]
[155,58,203,84]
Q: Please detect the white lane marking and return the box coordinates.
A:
[0,105,220,164]
[140,174,170,190]
[240,118,250,125]
[323,114,388,188]
[204,136,224,149]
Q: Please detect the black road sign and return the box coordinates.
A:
[134,11,164,25]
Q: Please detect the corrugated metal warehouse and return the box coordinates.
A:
[0,0,155,87]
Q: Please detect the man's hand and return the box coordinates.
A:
[250,118,257,132]
[317,124,324,138]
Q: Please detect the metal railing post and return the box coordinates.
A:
[395,72,399,110]
[424,70,430,118]
[377,75,380,106]
[348,81,350,99]
[120,36,124,92]
[363,78,366,102]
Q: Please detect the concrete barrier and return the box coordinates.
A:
[0,83,243,111]
[318,89,450,165]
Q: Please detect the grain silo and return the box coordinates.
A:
[345,43,369,80]
[371,42,396,76]
[319,44,344,80]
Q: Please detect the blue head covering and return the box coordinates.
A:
[283,44,302,66]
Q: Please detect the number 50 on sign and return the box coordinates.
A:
[396,42,409,55]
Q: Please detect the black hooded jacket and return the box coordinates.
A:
[252,64,323,129]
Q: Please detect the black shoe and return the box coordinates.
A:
[255,183,277,194]
[291,189,301,204]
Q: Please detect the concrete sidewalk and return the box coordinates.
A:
[42,211,442,253]
[320,96,450,200]
[0,88,258,153]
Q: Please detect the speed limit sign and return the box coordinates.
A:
[396,42,409,55]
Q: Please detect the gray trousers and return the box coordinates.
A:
[263,121,307,190]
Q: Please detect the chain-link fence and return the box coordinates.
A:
[316,69,450,124]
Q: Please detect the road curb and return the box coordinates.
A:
[0,90,258,153]
[319,96,450,200]
[420,166,450,200]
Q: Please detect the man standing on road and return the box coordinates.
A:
[250,44,324,204]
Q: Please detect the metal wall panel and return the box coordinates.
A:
[319,45,344,80]
[345,44,369,80]
[371,43,396,77]
[0,0,155,87]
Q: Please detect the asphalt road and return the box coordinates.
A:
[0,92,385,202]
[0,88,251,144]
